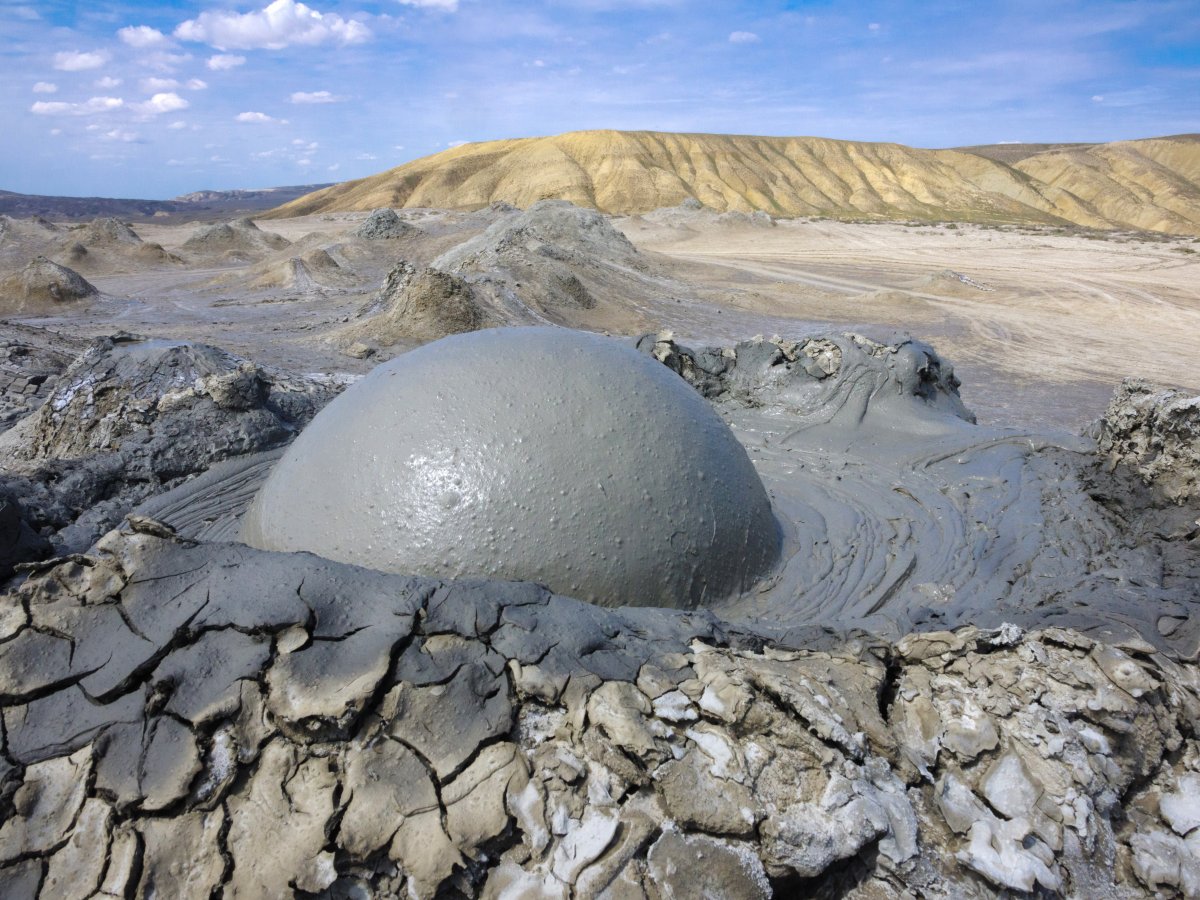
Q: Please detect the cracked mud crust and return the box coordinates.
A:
[0,527,1199,898]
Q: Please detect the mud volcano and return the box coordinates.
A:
[243,327,780,607]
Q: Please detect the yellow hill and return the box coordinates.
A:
[266,130,1200,235]
[1010,136,1200,235]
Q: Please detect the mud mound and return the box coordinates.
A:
[70,216,142,246]
[355,207,416,239]
[1095,378,1200,504]
[131,240,180,265]
[438,199,639,270]
[0,333,345,557]
[301,247,341,271]
[641,330,975,425]
[249,249,347,291]
[181,217,290,261]
[339,260,488,346]
[50,218,181,274]
[0,215,60,249]
[432,199,659,332]
[258,258,320,291]
[204,243,360,295]
[0,257,98,313]
[716,209,776,228]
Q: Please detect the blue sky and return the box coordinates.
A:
[2,0,1197,198]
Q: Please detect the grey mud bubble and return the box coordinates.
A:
[242,327,782,608]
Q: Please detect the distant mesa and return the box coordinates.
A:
[266,129,1200,236]
[172,184,336,206]
[0,256,98,313]
[0,183,336,222]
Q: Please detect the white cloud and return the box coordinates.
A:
[53,50,111,71]
[206,53,246,70]
[355,152,377,160]
[134,92,189,115]
[30,96,124,116]
[327,162,340,171]
[1093,95,1104,102]
[102,129,141,142]
[168,120,188,129]
[141,51,193,72]
[729,31,759,44]
[32,82,57,93]
[141,77,180,92]
[95,76,123,88]
[185,78,208,90]
[175,0,371,50]
[236,110,287,123]
[868,22,882,31]
[290,90,342,103]
[397,0,458,9]
[49,128,62,136]
[118,25,168,47]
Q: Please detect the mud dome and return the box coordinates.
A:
[242,327,781,608]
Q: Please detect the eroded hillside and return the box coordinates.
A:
[267,130,1200,235]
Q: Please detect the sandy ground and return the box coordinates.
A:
[618,216,1200,429]
[7,208,1198,430]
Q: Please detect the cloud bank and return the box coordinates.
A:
[175,0,371,51]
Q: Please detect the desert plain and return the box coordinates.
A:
[14,206,1200,428]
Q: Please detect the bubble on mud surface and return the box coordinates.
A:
[242,326,782,608]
